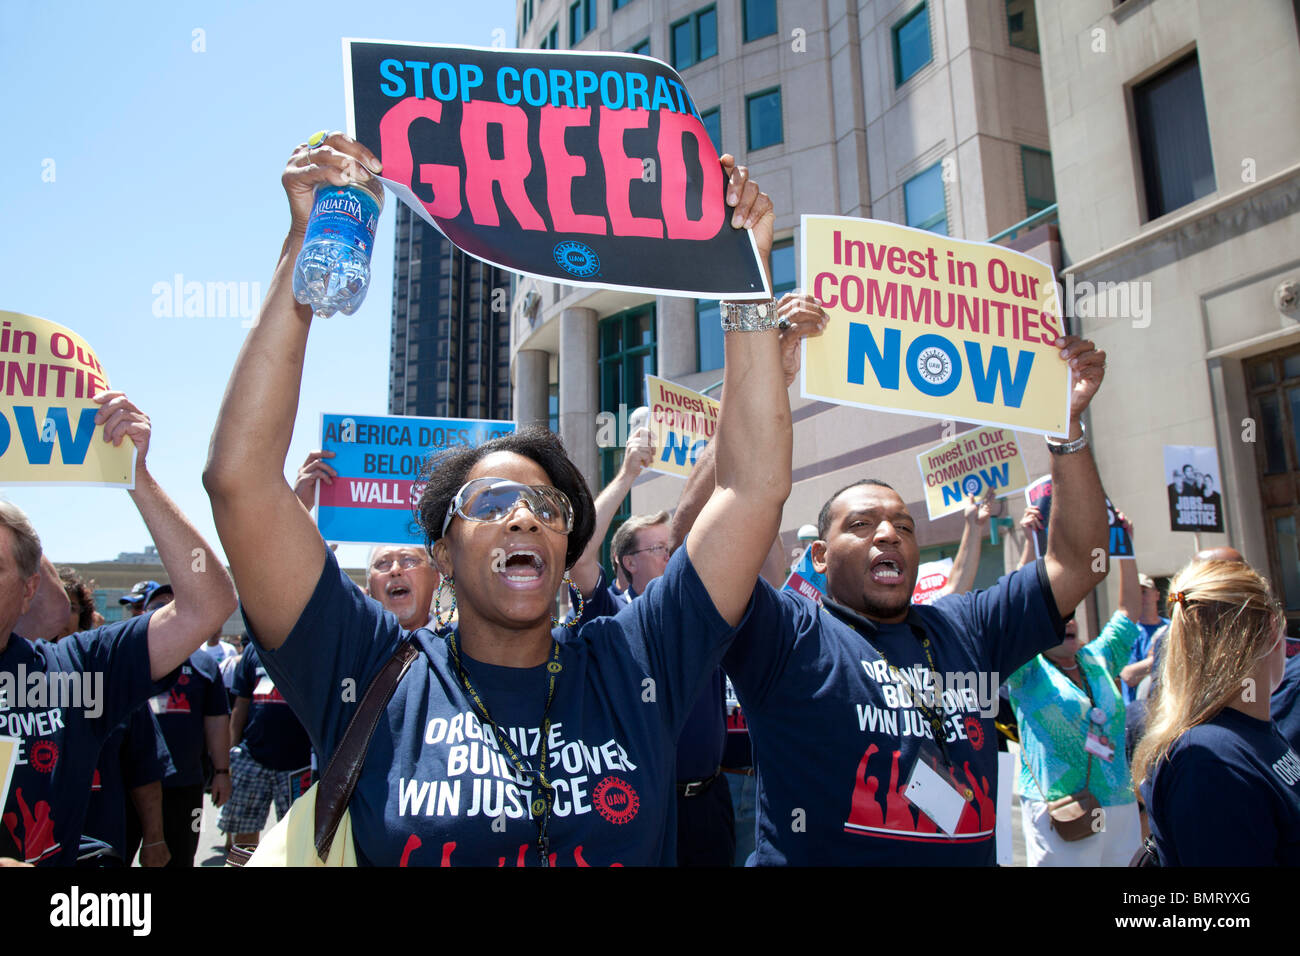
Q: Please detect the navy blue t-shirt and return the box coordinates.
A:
[232,643,312,772]
[1145,707,1300,865]
[1123,619,1168,703]
[0,616,175,866]
[82,705,173,859]
[582,569,727,782]
[724,560,1064,866]
[1272,651,1300,753]
[149,650,228,788]
[249,546,744,866]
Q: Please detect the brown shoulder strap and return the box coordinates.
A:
[314,641,419,861]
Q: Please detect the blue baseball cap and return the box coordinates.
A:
[119,580,159,606]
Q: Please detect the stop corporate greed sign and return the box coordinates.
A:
[344,40,770,299]
[800,216,1071,436]
[316,412,515,545]
[0,311,134,487]
[915,425,1028,520]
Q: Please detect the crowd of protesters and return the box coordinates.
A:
[1,135,1296,868]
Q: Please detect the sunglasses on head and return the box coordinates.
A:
[441,477,574,537]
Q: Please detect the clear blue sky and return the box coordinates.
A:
[0,0,512,570]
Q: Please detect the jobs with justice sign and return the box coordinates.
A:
[344,39,770,299]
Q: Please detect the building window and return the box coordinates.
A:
[743,0,777,42]
[671,6,717,71]
[746,87,783,151]
[1133,53,1216,221]
[521,0,534,32]
[570,0,596,43]
[1005,0,1038,53]
[904,162,947,235]
[628,37,651,56]
[700,107,721,154]
[892,3,932,86]
[1021,147,1056,215]
[548,383,559,433]
[613,0,634,9]
[698,238,795,371]
[540,23,559,48]
[599,305,657,563]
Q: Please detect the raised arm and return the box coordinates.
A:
[293,450,337,514]
[1115,513,1140,620]
[1042,336,1110,615]
[1016,505,1041,570]
[93,391,238,680]
[571,427,654,595]
[934,494,990,598]
[203,134,382,648]
[683,158,788,625]
[668,293,827,555]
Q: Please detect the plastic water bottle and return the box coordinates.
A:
[293,177,385,317]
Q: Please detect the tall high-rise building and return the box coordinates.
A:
[389,202,513,420]
[512,0,1058,596]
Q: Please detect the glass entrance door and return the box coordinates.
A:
[1244,347,1300,633]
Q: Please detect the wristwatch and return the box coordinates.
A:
[720,298,780,332]
[1046,423,1087,455]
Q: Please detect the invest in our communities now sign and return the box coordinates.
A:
[0,311,134,487]
[800,216,1071,437]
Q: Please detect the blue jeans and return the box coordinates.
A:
[726,772,757,866]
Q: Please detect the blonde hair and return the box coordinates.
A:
[1131,559,1283,785]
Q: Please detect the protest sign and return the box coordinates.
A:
[782,545,826,605]
[1164,445,1224,533]
[0,736,16,825]
[0,311,134,487]
[1025,475,1133,558]
[316,412,515,544]
[915,425,1028,520]
[644,374,719,478]
[800,216,1071,436]
[912,557,954,605]
[344,40,769,299]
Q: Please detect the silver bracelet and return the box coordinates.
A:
[720,298,779,332]
[1046,423,1087,455]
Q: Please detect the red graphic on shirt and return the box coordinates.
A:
[2,788,61,864]
[399,833,422,866]
[592,775,639,825]
[91,768,102,792]
[409,839,622,866]
[163,687,191,713]
[843,745,994,842]
[966,719,985,751]
[30,740,58,774]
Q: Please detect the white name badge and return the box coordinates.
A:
[1084,729,1115,762]
[904,757,967,836]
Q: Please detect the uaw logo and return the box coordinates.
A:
[593,775,639,825]
[553,241,601,279]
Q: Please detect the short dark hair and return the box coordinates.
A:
[58,567,96,631]
[414,426,595,569]
[817,479,897,539]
